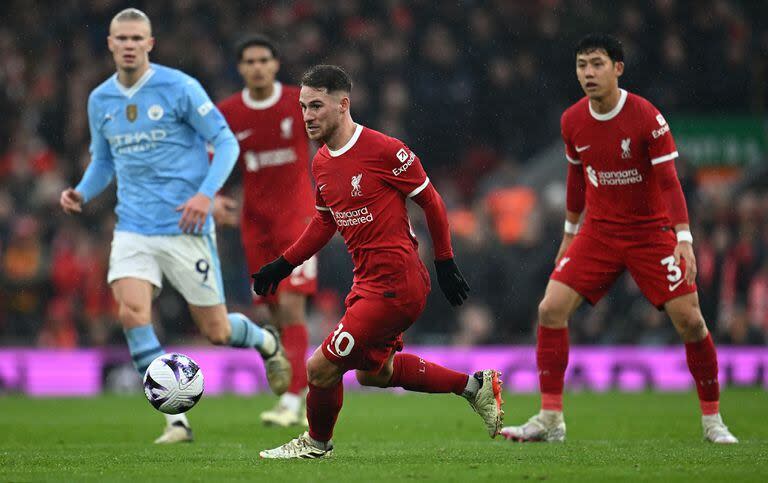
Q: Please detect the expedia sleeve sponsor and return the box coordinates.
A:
[392,151,416,176]
[651,123,670,139]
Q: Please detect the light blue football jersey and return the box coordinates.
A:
[77,63,239,235]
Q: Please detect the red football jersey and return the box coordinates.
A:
[217,83,314,236]
[561,89,679,231]
[312,124,431,303]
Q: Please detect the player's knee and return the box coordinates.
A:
[677,311,707,341]
[275,299,306,326]
[204,326,231,346]
[356,369,390,388]
[538,299,568,328]
[306,355,338,388]
[117,300,149,327]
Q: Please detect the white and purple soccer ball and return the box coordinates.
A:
[143,353,204,414]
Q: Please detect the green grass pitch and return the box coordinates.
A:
[1,389,766,481]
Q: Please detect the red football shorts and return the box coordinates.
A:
[321,291,427,372]
[241,222,317,304]
[550,225,697,308]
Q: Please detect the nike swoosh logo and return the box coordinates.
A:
[325,344,340,358]
[668,280,685,292]
[179,373,201,391]
[235,129,253,141]
[318,184,327,191]
[575,145,591,153]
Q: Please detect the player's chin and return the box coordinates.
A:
[582,85,601,97]
[306,127,322,139]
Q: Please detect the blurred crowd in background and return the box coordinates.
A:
[1,0,767,348]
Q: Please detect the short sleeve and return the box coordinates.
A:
[560,113,580,165]
[180,77,230,142]
[377,139,429,198]
[645,104,678,166]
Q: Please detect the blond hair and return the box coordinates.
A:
[110,8,152,34]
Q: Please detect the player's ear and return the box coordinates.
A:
[615,60,624,78]
[147,36,155,53]
[339,95,350,114]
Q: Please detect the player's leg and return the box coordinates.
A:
[503,231,622,443]
[665,293,738,443]
[187,303,291,395]
[259,348,341,459]
[626,229,736,443]
[160,232,291,395]
[536,279,583,410]
[108,232,192,443]
[356,349,504,438]
[111,277,193,443]
[261,290,310,427]
[501,279,582,442]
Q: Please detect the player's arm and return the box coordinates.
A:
[62,94,115,214]
[212,103,243,227]
[557,123,585,264]
[653,150,694,283]
[647,108,695,283]
[411,181,470,306]
[381,142,469,306]
[252,186,336,295]
[177,78,240,233]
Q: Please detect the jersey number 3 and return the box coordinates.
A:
[660,255,682,282]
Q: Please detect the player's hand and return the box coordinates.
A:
[252,256,296,295]
[60,188,84,214]
[674,241,697,285]
[177,193,212,234]
[555,233,575,266]
[213,195,239,227]
[434,258,470,306]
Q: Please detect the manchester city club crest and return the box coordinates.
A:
[126,104,138,122]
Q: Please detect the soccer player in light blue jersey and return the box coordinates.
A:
[59,8,291,444]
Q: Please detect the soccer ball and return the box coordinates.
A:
[143,353,204,414]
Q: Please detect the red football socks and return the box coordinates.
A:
[537,326,569,411]
[306,381,343,442]
[388,353,468,395]
[685,333,720,415]
[281,323,309,395]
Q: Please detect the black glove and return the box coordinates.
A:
[434,258,470,306]
[252,256,295,295]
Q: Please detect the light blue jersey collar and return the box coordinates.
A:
[112,67,156,99]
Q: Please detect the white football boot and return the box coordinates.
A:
[260,403,308,427]
[702,414,738,444]
[154,421,193,444]
[467,370,504,438]
[261,325,292,395]
[259,431,333,459]
[500,410,566,442]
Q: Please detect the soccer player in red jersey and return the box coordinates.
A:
[215,35,316,426]
[253,65,504,459]
[501,34,737,444]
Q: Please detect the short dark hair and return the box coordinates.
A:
[575,33,624,63]
[235,34,278,62]
[300,65,352,94]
